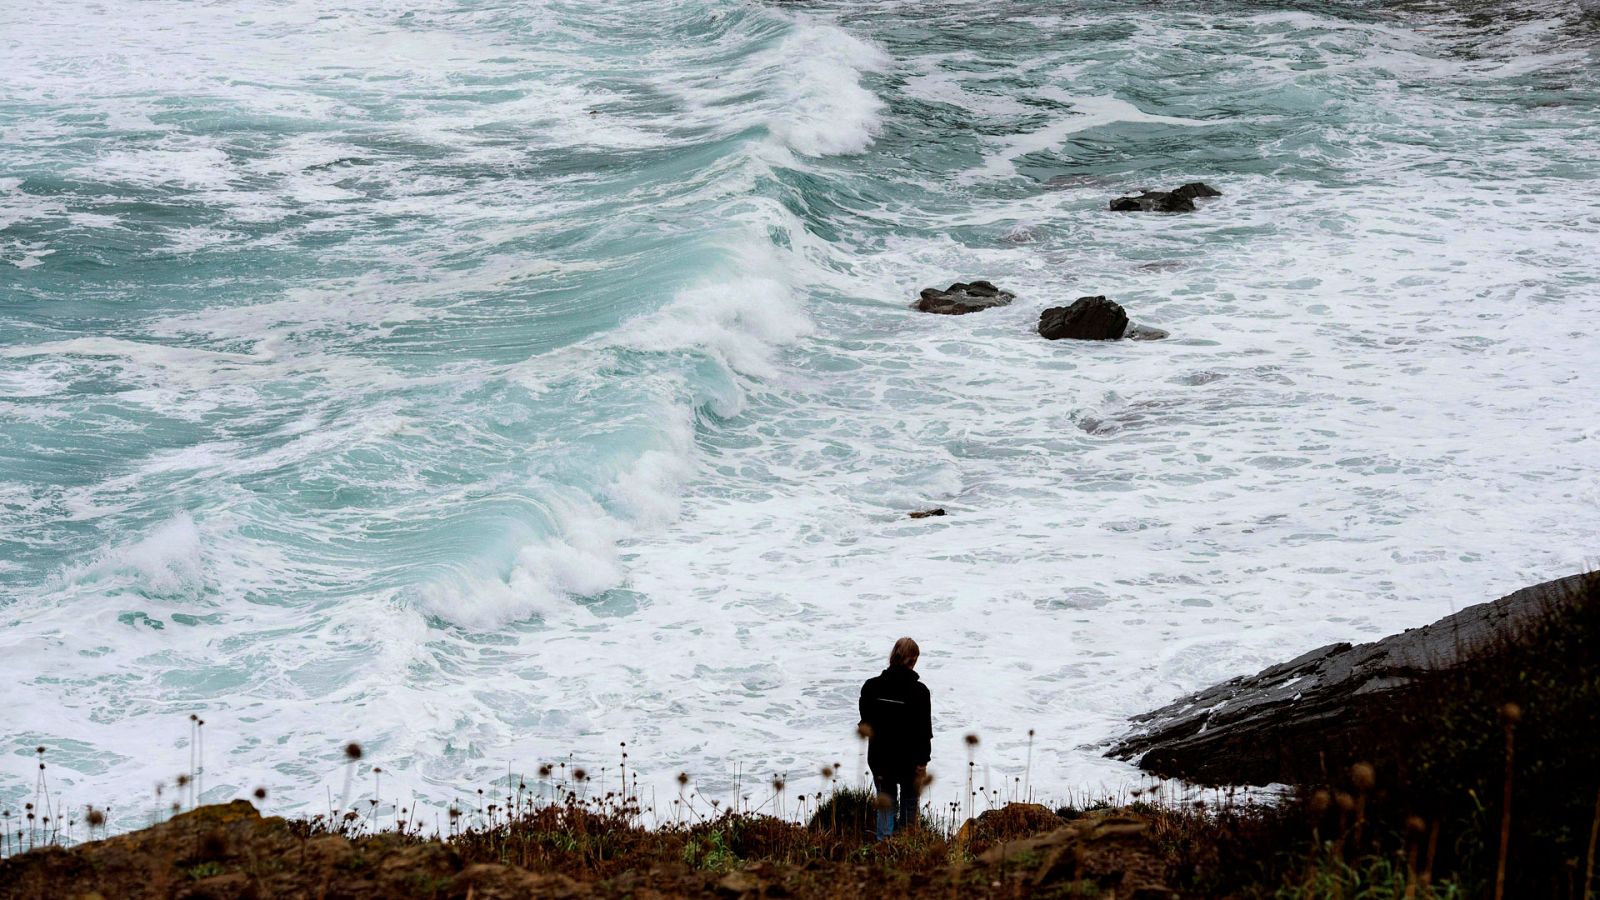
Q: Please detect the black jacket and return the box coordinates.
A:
[858,665,932,777]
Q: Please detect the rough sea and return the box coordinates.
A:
[3,0,1599,829]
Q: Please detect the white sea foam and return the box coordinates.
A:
[606,257,813,383]
[900,59,1037,119]
[86,143,237,191]
[765,22,891,157]
[653,15,890,158]
[59,513,208,601]
[2,0,1599,834]
[423,227,815,629]
[970,95,1219,182]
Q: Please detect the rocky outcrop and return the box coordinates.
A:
[909,508,947,519]
[1109,182,1221,213]
[1107,572,1595,785]
[955,803,1063,850]
[915,281,1015,315]
[1038,297,1168,342]
[1173,182,1221,200]
[1038,297,1129,341]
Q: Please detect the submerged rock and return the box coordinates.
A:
[1107,572,1596,785]
[914,280,1015,315]
[1110,182,1221,212]
[1038,296,1129,341]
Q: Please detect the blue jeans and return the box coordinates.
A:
[872,774,919,841]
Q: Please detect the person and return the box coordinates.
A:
[858,636,932,841]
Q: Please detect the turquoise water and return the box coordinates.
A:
[3,0,1599,827]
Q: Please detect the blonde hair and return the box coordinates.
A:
[889,637,920,669]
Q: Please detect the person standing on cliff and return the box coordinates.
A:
[858,636,932,841]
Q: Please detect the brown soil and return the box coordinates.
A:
[0,801,1178,899]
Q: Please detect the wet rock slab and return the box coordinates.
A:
[1107,572,1595,785]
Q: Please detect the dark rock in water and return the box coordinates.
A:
[1124,323,1169,341]
[908,508,947,519]
[1110,182,1221,212]
[1038,296,1129,341]
[1107,572,1595,786]
[1173,182,1222,199]
[1109,191,1194,213]
[914,280,1015,315]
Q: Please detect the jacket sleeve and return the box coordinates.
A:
[916,684,932,766]
[858,680,871,732]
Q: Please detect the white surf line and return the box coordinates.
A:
[1,337,270,367]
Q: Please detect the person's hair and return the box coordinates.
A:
[889,637,920,669]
